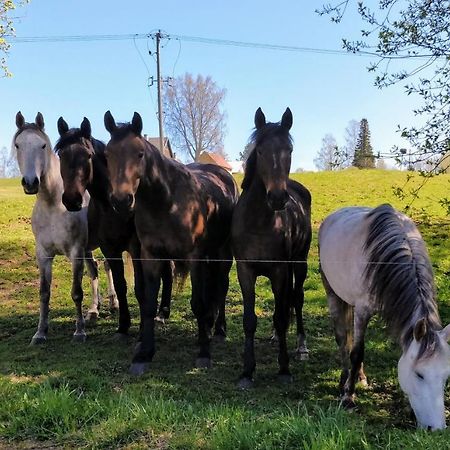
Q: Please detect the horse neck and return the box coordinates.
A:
[141,144,172,199]
[37,150,64,205]
[89,152,110,205]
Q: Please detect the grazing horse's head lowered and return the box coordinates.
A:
[13,112,51,195]
[242,107,293,211]
[103,111,145,216]
[55,117,95,211]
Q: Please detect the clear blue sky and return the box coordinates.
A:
[1,0,421,170]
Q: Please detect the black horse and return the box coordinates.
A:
[103,111,239,375]
[55,117,173,337]
[232,107,312,388]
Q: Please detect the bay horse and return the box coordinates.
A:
[231,108,312,388]
[103,111,238,375]
[55,116,173,336]
[319,204,450,430]
[12,112,102,343]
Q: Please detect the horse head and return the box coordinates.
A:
[55,117,94,212]
[398,318,450,430]
[243,107,293,211]
[104,110,146,216]
[13,112,50,195]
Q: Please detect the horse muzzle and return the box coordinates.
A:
[267,189,289,211]
[62,192,83,212]
[21,176,39,195]
[110,193,135,216]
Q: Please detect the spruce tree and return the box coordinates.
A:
[352,119,375,169]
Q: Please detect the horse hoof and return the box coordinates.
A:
[340,396,357,410]
[277,373,293,384]
[129,362,150,376]
[113,332,128,343]
[359,377,368,388]
[85,311,98,323]
[295,350,309,361]
[30,335,46,345]
[213,334,226,344]
[72,333,87,343]
[238,377,254,390]
[154,315,166,325]
[195,357,212,369]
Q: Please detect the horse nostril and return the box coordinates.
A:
[126,194,134,207]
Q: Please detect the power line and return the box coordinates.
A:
[6,32,370,57]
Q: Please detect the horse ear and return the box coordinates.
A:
[254,107,266,130]
[104,110,117,134]
[57,117,69,136]
[16,111,25,129]
[413,318,427,341]
[131,112,143,135]
[80,117,92,139]
[440,323,450,342]
[281,107,293,130]
[35,112,45,130]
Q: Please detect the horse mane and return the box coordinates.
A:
[364,204,441,356]
[241,122,293,191]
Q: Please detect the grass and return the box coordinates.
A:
[0,170,449,449]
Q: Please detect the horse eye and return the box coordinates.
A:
[416,372,424,380]
[138,151,144,159]
[41,144,46,149]
[15,144,19,149]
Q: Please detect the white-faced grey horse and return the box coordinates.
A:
[12,112,105,343]
[319,204,450,430]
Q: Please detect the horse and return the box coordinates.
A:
[103,111,238,375]
[231,108,312,388]
[12,112,103,343]
[55,116,173,337]
[319,204,450,430]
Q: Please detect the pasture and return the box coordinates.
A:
[0,169,449,449]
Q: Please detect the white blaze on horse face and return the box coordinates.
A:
[398,334,450,430]
[15,130,48,181]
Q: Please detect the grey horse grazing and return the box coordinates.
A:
[319,204,450,430]
[13,112,106,343]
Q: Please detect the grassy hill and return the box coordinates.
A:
[0,170,449,449]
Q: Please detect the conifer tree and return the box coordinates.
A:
[352,119,375,169]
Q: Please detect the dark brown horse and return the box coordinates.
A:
[55,117,173,337]
[103,111,239,375]
[232,108,312,388]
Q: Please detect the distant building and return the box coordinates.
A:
[198,151,233,173]
[229,160,244,174]
[143,135,174,159]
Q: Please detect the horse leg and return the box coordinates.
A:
[156,260,173,323]
[84,251,102,322]
[237,262,257,388]
[271,265,292,384]
[129,248,160,376]
[71,250,87,342]
[104,259,119,312]
[104,251,130,337]
[293,260,309,360]
[190,260,214,368]
[31,251,53,344]
[213,245,232,341]
[342,306,371,408]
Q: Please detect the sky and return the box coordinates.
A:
[0,0,423,171]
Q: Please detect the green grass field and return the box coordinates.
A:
[0,170,449,449]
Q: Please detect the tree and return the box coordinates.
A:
[353,119,375,169]
[342,119,360,167]
[314,133,341,171]
[163,73,227,162]
[0,146,19,177]
[317,1,450,172]
[239,143,254,162]
[1,1,30,77]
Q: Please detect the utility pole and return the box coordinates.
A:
[156,30,165,156]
